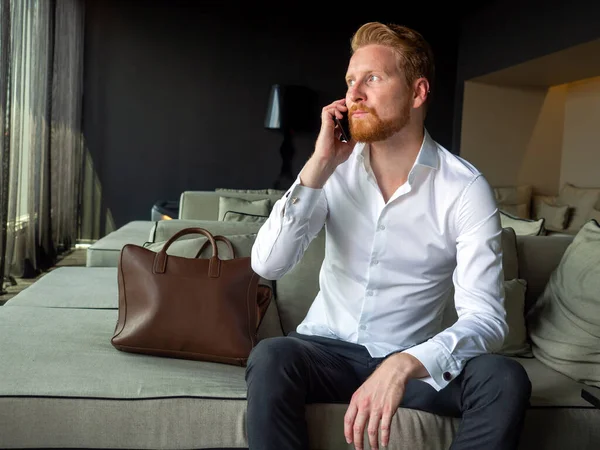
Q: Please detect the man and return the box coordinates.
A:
[246,21,531,450]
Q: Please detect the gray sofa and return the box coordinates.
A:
[1,218,599,449]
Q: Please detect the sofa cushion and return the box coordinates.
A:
[4,267,118,309]
[527,220,600,388]
[500,211,545,236]
[558,183,600,233]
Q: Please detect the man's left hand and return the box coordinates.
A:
[343,352,427,450]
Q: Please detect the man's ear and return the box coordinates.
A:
[412,78,430,109]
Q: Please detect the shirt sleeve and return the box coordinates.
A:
[402,174,508,391]
[251,177,328,281]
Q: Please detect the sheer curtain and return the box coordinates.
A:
[0,0,84,289]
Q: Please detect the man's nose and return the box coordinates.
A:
[347,82,365,103]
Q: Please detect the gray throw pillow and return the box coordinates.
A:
[218,197,271,221]
[222,211,268,224]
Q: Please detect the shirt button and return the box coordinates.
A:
[371,260,379,265]
[443,372,452,381]
[378,225,385,231]
[366,290,373,296]
[359,324,367,330]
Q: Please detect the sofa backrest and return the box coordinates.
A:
[148,219,264,244]
[178,191,284,220]
[515,234,573,312]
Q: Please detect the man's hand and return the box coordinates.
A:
[299,99,355,189]
[344,353,428,450]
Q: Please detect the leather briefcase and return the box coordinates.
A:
[111,227,271,366]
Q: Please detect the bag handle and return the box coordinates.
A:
[153,227,220,277]
[194,235,236,259]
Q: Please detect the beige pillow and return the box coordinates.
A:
[499,203,529,219]
[527,220,600,388]
[498,278,531,357]
[494,185,532,205]
[536,201,570,231]
[500,211,545,236]
[222,211,268,224]
[218,197,271,221]
[558,183,600,233]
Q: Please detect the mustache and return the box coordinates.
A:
[349,104,377,116]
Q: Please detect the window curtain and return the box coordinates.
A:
[0,0,84,290]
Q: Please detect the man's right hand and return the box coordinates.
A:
[299,99,356,189]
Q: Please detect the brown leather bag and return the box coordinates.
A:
[111,227,271,366]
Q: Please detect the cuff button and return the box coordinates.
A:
[443,372,452,381]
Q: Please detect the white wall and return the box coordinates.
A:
[460,81,566,194]
[560,76,600,188]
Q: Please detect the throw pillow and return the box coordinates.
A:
[500,211,545,236]
[536,200,570,232]
[558,183,600,233]
[497,279,531,357]
[526,219,600,388]
[499,203,530,219]
[222,211,269,224]
[217,197,271,221]
[494,185,532,206]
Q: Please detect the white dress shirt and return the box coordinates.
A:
[251,129,507,391]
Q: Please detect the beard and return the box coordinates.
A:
[349,101,411,143]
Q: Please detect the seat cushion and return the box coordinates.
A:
[4,267,118,309]
[0,305,598,449]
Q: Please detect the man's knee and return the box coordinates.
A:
[245,336,305,384]
[469,354,532,403]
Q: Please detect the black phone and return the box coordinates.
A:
[333,112,351,143]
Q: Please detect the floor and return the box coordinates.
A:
[0,248,87,306]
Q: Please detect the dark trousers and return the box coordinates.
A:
[245,332,532,450]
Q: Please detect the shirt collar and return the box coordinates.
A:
[356,128,440,172]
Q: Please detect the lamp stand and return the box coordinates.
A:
[273,128,295,190]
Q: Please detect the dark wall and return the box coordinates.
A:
[83,0,462,229]
[453,0,600,150]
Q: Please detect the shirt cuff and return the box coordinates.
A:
[282,183,323,220]
[402,340,461,391]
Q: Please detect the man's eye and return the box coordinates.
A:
[368,75,380,82]
[347,79,355,87]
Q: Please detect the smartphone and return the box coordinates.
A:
[333,112,351,143]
